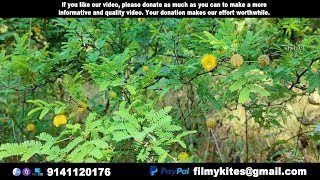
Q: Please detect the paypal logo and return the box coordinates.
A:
[149,166,189,176]
[161,167,189,176]
[149,166,158,176]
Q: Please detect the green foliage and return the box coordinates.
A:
[0,106,195,162]
[0,18,319,163]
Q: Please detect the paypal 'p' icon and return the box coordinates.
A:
[149,166,158,176]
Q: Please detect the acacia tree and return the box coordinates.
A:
[0,18,319,162]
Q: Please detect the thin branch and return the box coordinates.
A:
[289,57,320,90]
[28,18,32,48]
[210,128,224,162]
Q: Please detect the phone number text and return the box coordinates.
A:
[47,168,111,176]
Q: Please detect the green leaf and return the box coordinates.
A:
[272,140,287,146]
[27,100,44,107]
[271,149,285,159]
[177,140,187,148]
[229,79,246,92]
[207,93,222,110]
[35,100,49,106]
[126,85,136,95]
[27,107,43,116]
[250,85,271,96]
[238,87,250,104]
[111,79,125,86]
[270,119,283,128]
[39,107,50,120]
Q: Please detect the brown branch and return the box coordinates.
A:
[289,57,320,90]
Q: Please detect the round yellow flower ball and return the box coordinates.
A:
[110,91,117,98]
[201,54,217,72]
[77,102,88,113]
[177,152,189,162]
[230,54,244,67]
[142,66,149,72]
[53,114,67,127]
[258,54,270,67]
[206,118,217,129]
[26,123,35,132]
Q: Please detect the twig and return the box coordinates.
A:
[245,111,249,162]
[28,18,32,48]
[167,154,178,163]
[210,128,224,162]
[204,134,210,162]
[289,57,320,90]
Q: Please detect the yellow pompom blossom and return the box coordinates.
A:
[33,26,41,34]
[201,54,217,72]
[77,102,88,113]
[142,66,149,72]
[26,123,35,132]
[258,54,270,67]
[230,54,244,67]
[110,91,117,98]
[206,118,217,129]
[138,18,145,23]
[177,152,189,162]
[95,29,102,33]
[53,114,67,127]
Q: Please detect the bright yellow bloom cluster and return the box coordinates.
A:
[142,66,149,72]
[201,54,217,72]
[206,118,217,129]
[77,102,88,113]
[33,26,41,34]
[53,114,67,127]
[26,123,35,132]
[110,91,117,98]
[177,152,189,162]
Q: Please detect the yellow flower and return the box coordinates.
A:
[26,123,35,132]
[138,18,145,23]
[177,152,189,162]
[206,118,217,129]
[33,26,41,34]
[110,91,117,98]
[230,54,244,67]
[142,66,149,72]
[53,114,67,127]
[201,54,217,72]
[77,102,88,113]
[95,29,101,33]
[258,54,270,67]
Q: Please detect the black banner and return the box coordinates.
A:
[0,0,319,17]
[2,163,320,178]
